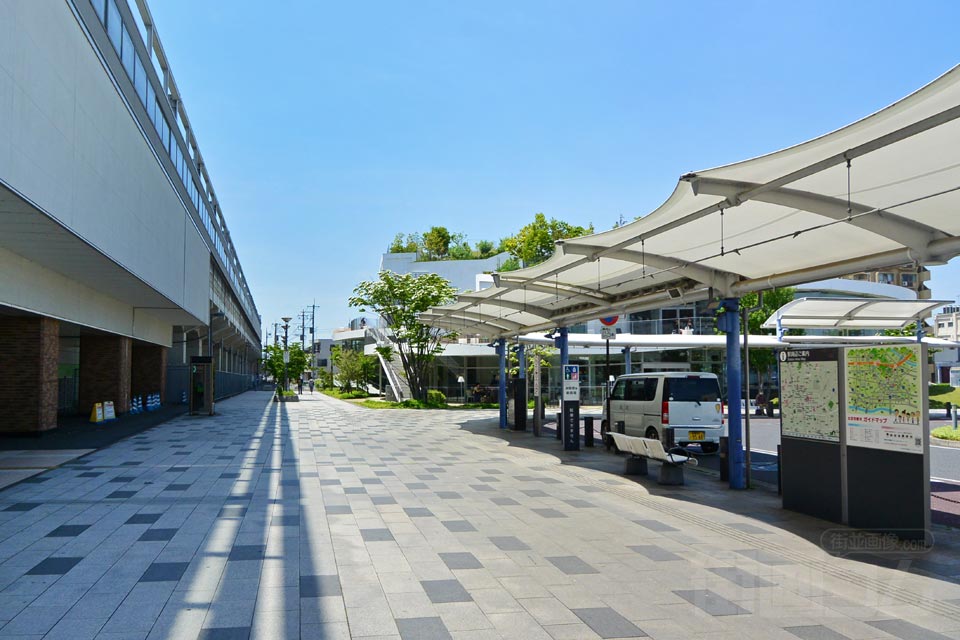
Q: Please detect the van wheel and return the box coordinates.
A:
[700,442,719,454]
[645,427,659,441]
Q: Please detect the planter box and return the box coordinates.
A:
[274,395,300,403]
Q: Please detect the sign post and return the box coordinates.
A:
[533,354,542,437]
[562,364,580,451]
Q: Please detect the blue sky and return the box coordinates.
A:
[148,1,960,339]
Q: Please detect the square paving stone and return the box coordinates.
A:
[46,524,90,537]
[735,548,792,566]
[573,607,647,638]
[4,502,41,512]
[866,619,953,640]
[361,528,395,542]
[220,473,240,479]
[634,519,678,532]
[139,528,178,542]
[140,561,189,582]
[219,506,247,518]
[404,507,434,518]
[107,490,137,499]
[405,483,429,490]
[110,476,137,483]
[674,589,750,616]
[299,574,342,598]
[417,474,438,481]
[563,499,594,508]
[726,522,772,534]
[521,489,549,498]
[228,545,265,561]
[532,508,566,519]
[326,505,352,515]
[436,491,461,499]
[274,515,300,527]
[629,545,683,562]
[443,520,476,533]
[491,497,519,506]
[470,484,493,492]
[548,556,599,575]
[785,625,853,640]
[167,466,189,472]
[371,496,397,505]
[396,616,452,640]
[344,487,367,494]
[421,579,472,604]
[26,557,82,575]
[197,628,251,640]
[165,484,191,491]
[709,567,776,588]
[126,513,162,525]
[78,472,103,478]
[319,479,341,485]
[439,552,482,570]
[489,536,529,551]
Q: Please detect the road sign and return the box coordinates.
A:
[601,327,616,340]
[599,316,619,326]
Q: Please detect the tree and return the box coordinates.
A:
[331,346,376,393]
[262,343,308,391]
[500,213,594,268]
[349,271,458,401]
[475,240,495,258]
[719,287,796,393]
[423,226,451,260]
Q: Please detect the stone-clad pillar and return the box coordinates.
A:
[131,344,167,402]
[0,316,59,433]
[79,335,132,415]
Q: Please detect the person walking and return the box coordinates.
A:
[309,379,315,393]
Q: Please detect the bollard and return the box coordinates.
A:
[947,402,953,420]
[556,412,562,440]
[719,436,729,482]
[584,416,594,447]
[954,409,959,431]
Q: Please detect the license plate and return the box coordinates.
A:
[689,431,705,441]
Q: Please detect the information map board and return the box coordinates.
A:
[779,349,840,442]
[844,344,924,454]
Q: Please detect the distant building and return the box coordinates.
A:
[840,265,930,299]
[933,305,960,383]
[380,252,511,292]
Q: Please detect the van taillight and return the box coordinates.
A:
[721,402,725,425]
[661,401,669,424]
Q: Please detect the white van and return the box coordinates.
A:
[602,372,724,453]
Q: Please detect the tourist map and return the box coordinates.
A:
[779,349,840,442]
[844,344,923,454]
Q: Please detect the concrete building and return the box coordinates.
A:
[0,0,261,433]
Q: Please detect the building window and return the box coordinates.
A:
[877,272,895,285]
[900,273,916,288]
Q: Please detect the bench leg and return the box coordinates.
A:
[658,464,684,486]
[624,456,648,476]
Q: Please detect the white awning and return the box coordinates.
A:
[761,297,949,330]
[424,65,960,338]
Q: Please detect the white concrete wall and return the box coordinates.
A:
[379,252,511,293]
[0,0,209,322]
[0,246,171,346]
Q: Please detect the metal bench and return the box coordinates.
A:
[608,432,697,485]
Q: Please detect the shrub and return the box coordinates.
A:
[426,390,447,406]
[932,426,960,441]
[929,383,953,396]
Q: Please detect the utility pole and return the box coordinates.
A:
[273,322,279,346]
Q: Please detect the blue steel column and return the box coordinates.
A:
[557,327,569,366]
[498,338,507,428]
[518,344,526,379]
[622,347,632,374]
[721,299,746,489]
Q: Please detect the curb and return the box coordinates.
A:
[932,435,960,449]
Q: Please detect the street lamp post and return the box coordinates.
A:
[281,316,292,392]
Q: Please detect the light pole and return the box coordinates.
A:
[281,316,292,392]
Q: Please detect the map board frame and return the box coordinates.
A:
[843,343,924,454]
[779,349,841,442]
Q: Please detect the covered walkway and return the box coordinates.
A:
[0,393,959,638]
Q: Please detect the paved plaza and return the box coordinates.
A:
[1,392,960,639]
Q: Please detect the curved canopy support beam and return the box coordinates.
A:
[559,242,740,295]
[420,311,526,333]
[491,276,612,306]
[456,294,556,319]
[689,176,945,253]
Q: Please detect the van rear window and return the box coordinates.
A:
[664,377,720,402]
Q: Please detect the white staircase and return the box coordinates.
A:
[370,328,412,401]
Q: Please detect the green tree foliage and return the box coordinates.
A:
[475,239,495,258]
[721,288,796,393]
[423,226,452,260]
[388,233,421,254]
[331,346,376,393]
[349,271,458,401]
[507,344,556,377]
[499,213,594,268]
[262,343,308,390]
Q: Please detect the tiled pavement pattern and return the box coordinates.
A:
[0,394,959,638]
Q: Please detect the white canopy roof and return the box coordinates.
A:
[761,297,949,330]
[514,332,960,350]
[423,65,960,338]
